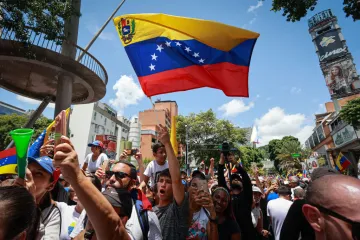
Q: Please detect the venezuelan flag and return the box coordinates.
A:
[113,14,259,97]
[0,148,17,175]
[335,153,351,172]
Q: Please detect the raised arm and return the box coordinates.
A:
[208,158,215,178]
[217,154,229,192]
[158,125,185,205]
[235,163,253,208]
[54,136,129,240]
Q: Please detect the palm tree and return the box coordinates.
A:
[276,140,303,174]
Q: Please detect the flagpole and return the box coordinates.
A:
[76,0,127,62]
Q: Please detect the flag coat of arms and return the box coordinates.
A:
[113,14,259,97]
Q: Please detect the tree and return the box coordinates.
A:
[0,0,80,43]
[238,146,265,171]
[270,0,360,22]
[0,114,52,150]
[340,98,360,129]
[176,109,247,165]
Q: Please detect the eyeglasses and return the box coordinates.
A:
[106,171,130,179]
[309,203,360,240]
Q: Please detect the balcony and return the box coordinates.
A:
[0,27,108,104]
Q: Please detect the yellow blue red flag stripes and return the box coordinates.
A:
[0,148,17,175]
[335,153,351,172]
[113,14,259,97]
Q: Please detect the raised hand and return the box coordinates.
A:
[53,136,81,184]
[40,139,55,157]
[157,124,170,145]
[13,168,36,199]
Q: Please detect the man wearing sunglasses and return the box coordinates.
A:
[102,160,162,240]
[302,174,360,240]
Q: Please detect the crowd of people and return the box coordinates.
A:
[0,124,360,240]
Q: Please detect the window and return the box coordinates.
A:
[134,118,138,123]
[93,112,97,121]
[104,118,107,125]
[94,124,99,133]
[316,126,325,142]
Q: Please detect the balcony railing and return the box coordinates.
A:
[0,27,108,85]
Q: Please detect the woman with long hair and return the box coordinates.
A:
[14,156,61,239]
[212,187,241,240]
[82,141,108,174]
[0,186,38,240]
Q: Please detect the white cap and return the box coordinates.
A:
[252,186,262,194]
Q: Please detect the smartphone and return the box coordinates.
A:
[126,149,138,156]
[101,159,109,172]
[197,179,209,193]
[54,110,67,147]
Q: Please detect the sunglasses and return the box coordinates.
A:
[309,203,360,240]
[106,171,130,179]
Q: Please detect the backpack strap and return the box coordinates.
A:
[135,200,149,240]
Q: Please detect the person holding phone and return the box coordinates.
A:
[187,172,218,240]
[82,141,109,174]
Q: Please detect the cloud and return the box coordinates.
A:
[248,1,264,12]
[266,97,272,101]
[86,25,115,41]
[255,107,313,146]
[256,94,261,98]
[218,99,254,117]
[290,87,302,94]
[109,75,145,115]
[16,95,55,108]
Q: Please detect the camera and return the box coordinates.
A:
[221,142,231,156]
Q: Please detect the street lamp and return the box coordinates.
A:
[185,124,190,175]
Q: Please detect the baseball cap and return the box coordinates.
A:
[103,188,123,208]
[310,167,338,181]
[252,186,262,194]
[28,156,55,176]
[88,140,104,148]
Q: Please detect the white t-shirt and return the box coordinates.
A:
[69,210,87,239]
[144,160,169,187]
[126,203,163,240]
[56,202,82,240]
[36,204,61,240]
[267,198,293,240]
[252,206,261,227]
[83,153,108,173]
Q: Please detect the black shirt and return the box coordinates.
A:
[218,218,241,240]
[280,199,315,240]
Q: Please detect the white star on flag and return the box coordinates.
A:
[165,41,171,47]
[199,58,205,63]
[151,53,158,61]
[185,47,191,53]
[123,28,129,33]
[193,52,200,58]
[175,42,182,46]
[149,64,156,71]
[156,44,164,52]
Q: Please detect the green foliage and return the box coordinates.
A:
[0,114,52,150]
[0,0,80,43]
[238,146,265,171]
[176,109,247,165]
[270,0,359,22]
[340,98,360,129]
[317,157,327,167]
[143,158,153,167]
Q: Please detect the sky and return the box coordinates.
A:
[1,0,359,146]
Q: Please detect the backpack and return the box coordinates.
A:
[134,199,150,240]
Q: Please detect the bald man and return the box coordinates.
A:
[302,175,360,240]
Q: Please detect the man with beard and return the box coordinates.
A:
[218,152,256,240]
[96,159,162,240]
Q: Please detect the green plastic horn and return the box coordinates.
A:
[10,128,34,179]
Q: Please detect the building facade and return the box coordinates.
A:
[70,102,130,164]
[305,9,360,175]
[139,100,178,160]
[0,101,26,115]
